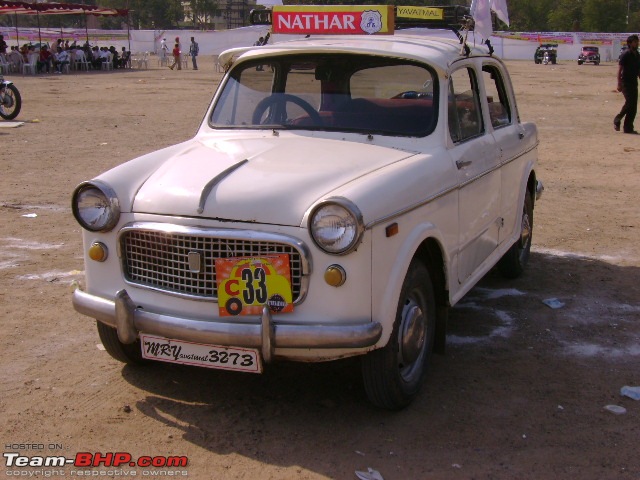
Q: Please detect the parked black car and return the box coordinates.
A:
[534,44,558,64]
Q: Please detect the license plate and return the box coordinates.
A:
[140,334,262,373]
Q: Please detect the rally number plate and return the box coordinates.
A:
[140,334,262,373]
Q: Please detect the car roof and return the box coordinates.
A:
[219,32,496,73]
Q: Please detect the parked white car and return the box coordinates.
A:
[72,32,542,409]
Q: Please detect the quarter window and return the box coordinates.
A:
[448,67,483,143]
[482,65,512,128]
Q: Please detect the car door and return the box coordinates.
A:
[448,64,501,284]
[481,62,529,245]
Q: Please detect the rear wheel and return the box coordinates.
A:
[362,261,435,410]
[498,191,534,279]
[96,321,145,364]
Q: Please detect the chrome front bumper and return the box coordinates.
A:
[72,288,382,363]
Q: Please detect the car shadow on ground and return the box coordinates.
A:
[120,250,640,476]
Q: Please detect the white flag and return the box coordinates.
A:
[470,0,493,41]
[491,0,510,26]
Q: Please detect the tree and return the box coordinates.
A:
[126,0,184,29]
[547,0,583,31]
[582,0,627,31]
[188,0,220,29]
[507,0,556,31]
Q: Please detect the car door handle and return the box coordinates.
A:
[456,160,472,169]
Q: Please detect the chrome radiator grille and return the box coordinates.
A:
[120,229,304,301]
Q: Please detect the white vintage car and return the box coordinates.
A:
[72,29,542,409]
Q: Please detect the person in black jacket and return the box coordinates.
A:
[614,34,640,134]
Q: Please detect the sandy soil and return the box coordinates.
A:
[1,56,639,480]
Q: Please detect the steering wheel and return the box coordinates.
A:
[252,93,323,126]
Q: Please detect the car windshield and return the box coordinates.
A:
[210,53,438,137]
[584,47,598,52]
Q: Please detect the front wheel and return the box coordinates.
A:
[96,321,145,364]
[362,261,435,410]
[498,191,534,279]
[0,83,21,120]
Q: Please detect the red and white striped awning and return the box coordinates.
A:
[0,1,128,16]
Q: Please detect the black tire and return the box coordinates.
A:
[362,261,435,410]
[0,83,21,120]
[96,321,145,364]
[578,60,583,65]
[498,191,534,279]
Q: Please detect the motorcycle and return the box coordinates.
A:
[0,74,22,120]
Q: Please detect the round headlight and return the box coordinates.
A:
[309,199,364,255]
[72,181,120,232]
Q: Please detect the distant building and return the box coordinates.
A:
[182,0,258,30]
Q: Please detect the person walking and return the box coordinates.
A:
[614,34,640,134]
[160,37,169,66]
[189,37,199,70]
[169,42,181,70]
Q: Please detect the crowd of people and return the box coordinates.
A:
[0,35,131,74]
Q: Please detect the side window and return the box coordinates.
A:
[448,67,483,143]
[482,65,512,128]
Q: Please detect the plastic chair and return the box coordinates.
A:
[138,52,149,69]
[75,53,90,72]
[22,53,38,75]
[101,53,113,71]
[0,54,11,74]
[212,55,223,73]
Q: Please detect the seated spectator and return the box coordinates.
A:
[53,47,70,73]
[108,46,119,68]
[73,46,86,68]
[90,46,102,70]
[119,47,131,68]
[99,47,111,67]
[37,45,53,73]
[8,46,23,71]
[20,44,30,62]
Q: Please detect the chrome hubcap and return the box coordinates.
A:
[520,211,531,248]
[398,296,426,381]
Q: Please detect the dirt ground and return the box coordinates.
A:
[1,55,639,480]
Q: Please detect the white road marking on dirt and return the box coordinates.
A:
[532,246,637,263]
[1,203,68,212]
[17,270,84,281]
[0,237,66,270]
[563,343,640,357]
[448,308,515,345]
[471,287,526,300]
[1,237,65,250]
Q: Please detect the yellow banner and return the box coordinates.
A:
[396,6,443,20]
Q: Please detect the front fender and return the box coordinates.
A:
[371,222,450,348]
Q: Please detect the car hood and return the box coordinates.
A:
[133,135,415,226]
